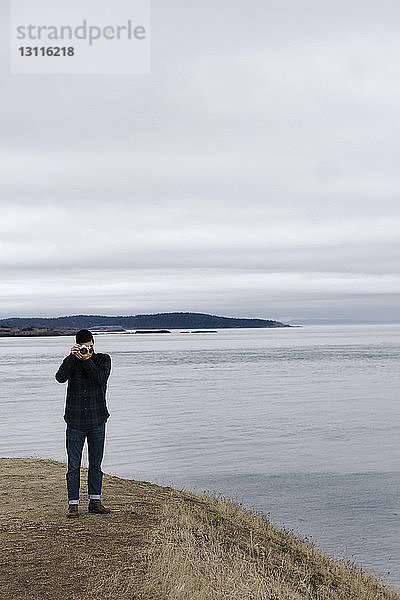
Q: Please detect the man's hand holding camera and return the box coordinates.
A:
[71,343,94,361]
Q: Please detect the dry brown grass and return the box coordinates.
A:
[0,458,398,600]
[139,491,400,600]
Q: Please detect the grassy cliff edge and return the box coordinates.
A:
[0,458,398,600]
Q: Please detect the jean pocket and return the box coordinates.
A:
[92,422,106,433]
[66,426,86,440]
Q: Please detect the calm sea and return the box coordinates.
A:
[1,324,399,590]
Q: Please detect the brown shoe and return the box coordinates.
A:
[67,504,79,518]
[88,499,111,514]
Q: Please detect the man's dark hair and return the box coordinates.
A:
[76,329,94,344]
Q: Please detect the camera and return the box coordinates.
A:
[77,344,93,355]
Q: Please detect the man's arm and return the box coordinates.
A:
[55,354,79,383]
[81,354,111,387]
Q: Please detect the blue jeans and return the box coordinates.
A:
[66,421,106,504]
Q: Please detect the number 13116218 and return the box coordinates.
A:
[19,47,75,57]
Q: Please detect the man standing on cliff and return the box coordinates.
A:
[55,329,112,518]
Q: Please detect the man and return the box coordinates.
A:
[55,329,112,518]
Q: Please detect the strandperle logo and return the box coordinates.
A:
[11,0,150,74]
[16,20,147,46]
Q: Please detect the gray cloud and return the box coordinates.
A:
[0,0,399,321]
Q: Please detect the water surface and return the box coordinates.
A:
[1,324,399,590]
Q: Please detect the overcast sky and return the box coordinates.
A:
[1,0,399,323]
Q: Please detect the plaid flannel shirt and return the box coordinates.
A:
[55,351,111,429]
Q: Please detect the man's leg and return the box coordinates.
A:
[66,425,86,504]
[87,421,106,500]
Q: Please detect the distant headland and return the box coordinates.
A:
[0,312,292,337]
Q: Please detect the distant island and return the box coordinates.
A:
[0,312,291,331]
[0,326,78,337]
[0,312,292,335]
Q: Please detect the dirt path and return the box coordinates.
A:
[0,458,174,600]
